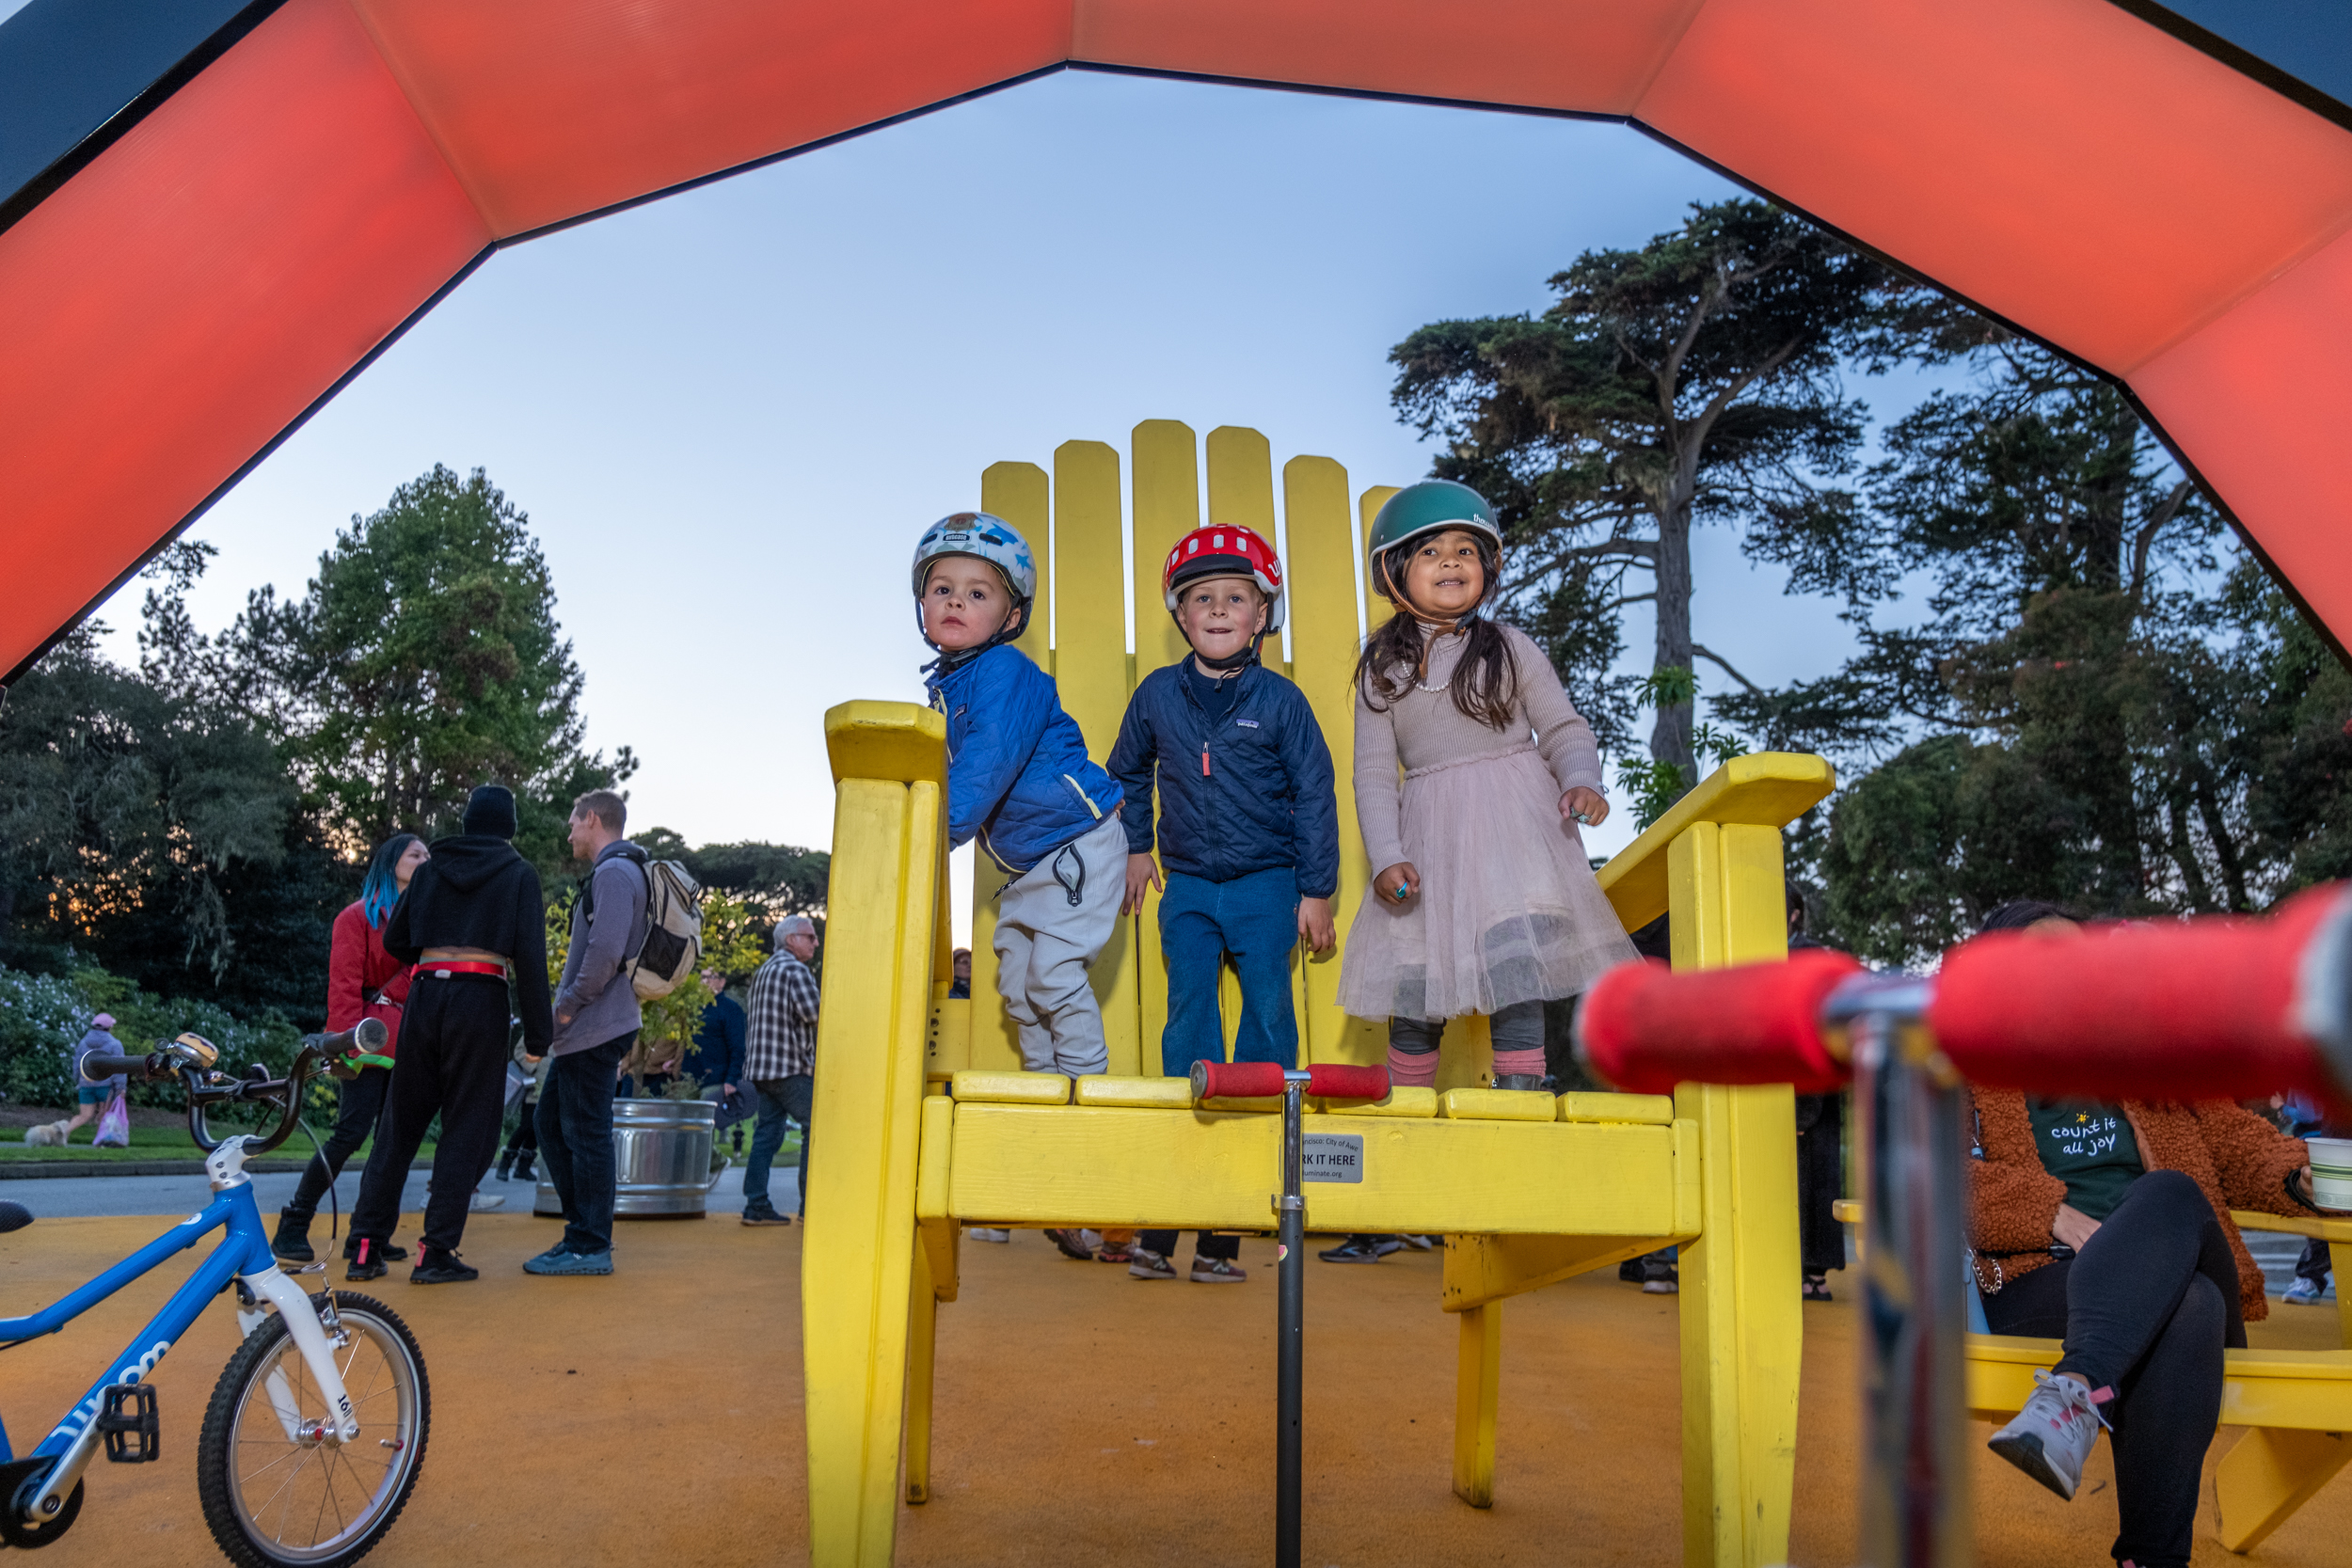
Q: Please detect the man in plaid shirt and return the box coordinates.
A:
[740,915,822,1227]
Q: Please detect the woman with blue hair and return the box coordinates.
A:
[272,832,427,1263]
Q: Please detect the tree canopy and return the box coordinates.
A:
[1390,198,1892,788]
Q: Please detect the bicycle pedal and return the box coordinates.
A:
[97,1384,159,1464]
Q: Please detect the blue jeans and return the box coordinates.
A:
[1158,865,1299,1075]
[535,1031,633,1255]
[744,1074,813,1215]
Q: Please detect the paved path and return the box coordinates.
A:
[0,1160,797,1220]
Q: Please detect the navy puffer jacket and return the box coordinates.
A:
[927,645,1122,876]
[1107,660,1339,896]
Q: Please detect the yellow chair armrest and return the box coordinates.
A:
[2232,1209,2352,1243]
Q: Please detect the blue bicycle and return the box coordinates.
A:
[0,1022,429,1565]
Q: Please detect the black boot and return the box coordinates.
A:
[343,1233,407,1263]
[346,1236,389,1282]
[272,1207,315,1263]
[494,1148,516,1182]
[410,1246,479,1285]
[513,1150,537,1184]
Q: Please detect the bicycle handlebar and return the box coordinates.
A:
[177,1019,385,1154]
[1574,883,2352,1106]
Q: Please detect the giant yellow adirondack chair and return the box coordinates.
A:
[801,421,1832,1567]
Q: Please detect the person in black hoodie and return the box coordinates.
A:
[347,784,553,1284]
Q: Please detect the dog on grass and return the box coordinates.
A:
[22,1121,68,1148]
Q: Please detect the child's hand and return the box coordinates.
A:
[1375,863,1420,906]
[1122,852,1163,914]
[1562,788,1609,829]
[1296,895,1336,955]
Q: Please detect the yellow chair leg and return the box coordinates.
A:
[2215,1426,2352,1553]
[1453,1301,1501,1508]
[1670,822,1804,1568]
[802,759,944,1567]
[906,1241,938,1505]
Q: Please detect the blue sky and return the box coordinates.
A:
[90,70,1943,875]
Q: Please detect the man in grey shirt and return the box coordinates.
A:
[524,787,648,1277]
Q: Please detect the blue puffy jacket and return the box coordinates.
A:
[927,646,1123,876]
[1106,659,1339,897]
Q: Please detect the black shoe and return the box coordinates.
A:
[1619,1259,1646,1283]
[345,1238,389,1282]
[494,1152,516,1182]
[411,1248,479,1284]
[1318,1236,1393,1264]
[272,1210,315,1263]
[342,1236,408,1262]
[514,1155,538,1184]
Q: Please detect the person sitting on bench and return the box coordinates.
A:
[1969,899,2345,1568]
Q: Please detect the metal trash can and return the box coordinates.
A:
[534,1097,722,1218]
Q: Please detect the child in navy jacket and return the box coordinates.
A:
[1107,525,1339,1281]
[914,513,1126,1076]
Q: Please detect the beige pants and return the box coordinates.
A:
[992,814,1126,1076]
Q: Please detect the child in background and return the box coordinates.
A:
[916,513,1128,1079]
[1336,480,1634,1109]
[1108,524,1340,1284]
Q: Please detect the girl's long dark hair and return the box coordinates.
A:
[1353,541,1519,730]
[360,833,421,929]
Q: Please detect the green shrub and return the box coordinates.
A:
[0,958,302,1114]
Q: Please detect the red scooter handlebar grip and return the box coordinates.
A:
[1306,1064,1390,1101]
[1191,1060,1287,1101]
[1576,950,1863,1095]
[1928,884,2352,1104]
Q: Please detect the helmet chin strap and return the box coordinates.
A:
[920,598,1030,673]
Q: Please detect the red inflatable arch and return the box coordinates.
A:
[5,0,2352,684]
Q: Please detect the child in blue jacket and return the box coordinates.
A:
[1107,524,1339,1282]
[915,513,1126,1077]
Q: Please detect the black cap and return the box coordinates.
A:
[462,784,517,840]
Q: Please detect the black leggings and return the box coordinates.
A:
[285,1065,392,1218]
[1980,1170,2243,1568]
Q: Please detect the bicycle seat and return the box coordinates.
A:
[0,1201,33,1235]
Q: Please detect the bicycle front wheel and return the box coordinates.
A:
[197,1291,430,1568]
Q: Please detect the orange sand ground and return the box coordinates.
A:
[0,1212,2344,1565]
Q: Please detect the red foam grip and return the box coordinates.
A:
[1928,885,2348,1102]
[1194,1060,1286,1100]
[1307,1064,1390,1100]
[1576,951,1862,1095]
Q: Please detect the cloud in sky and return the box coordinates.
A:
[96,69,1902,868]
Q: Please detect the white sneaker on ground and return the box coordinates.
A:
[469,1192,504,1212]
[968,1227,1010,1243]
[1987,1369,2109,1500]
[2283,1277,2330,1305]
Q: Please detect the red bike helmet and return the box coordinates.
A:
[1161,524,1286,633]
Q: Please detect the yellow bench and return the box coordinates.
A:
[1963,1212,2352,1552]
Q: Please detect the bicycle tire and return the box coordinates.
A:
[196,1291,430,1568]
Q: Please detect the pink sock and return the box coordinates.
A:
[1385,1046,1438,1088]
[1491,1049,1548,1078]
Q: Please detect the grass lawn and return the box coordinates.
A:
[0,1127,436,1164]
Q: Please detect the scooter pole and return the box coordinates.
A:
[1277,1070,1306,1568]
[1189,1059,1389,1568]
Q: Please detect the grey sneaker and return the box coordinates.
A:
[524,1246,614,1276]
[1128,1248,1178,1279]
[968,1227,1010,1243]
[1988,1370,2109,1500]
[1190,1255,1247,1283]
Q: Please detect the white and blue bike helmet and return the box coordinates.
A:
[912,512,1037,654]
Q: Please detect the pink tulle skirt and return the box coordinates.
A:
[1338,743,1637,1022]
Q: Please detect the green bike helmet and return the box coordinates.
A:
[1367,480,1504,609]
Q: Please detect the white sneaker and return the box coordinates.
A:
[2283,1276,2329,1306]
[968,1227,1010,1243]
[1078,1228,1103,1252]
[469,1192,505,1212]
[1988,1370,2109,1500]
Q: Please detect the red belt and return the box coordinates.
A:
[421,960,507,980]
